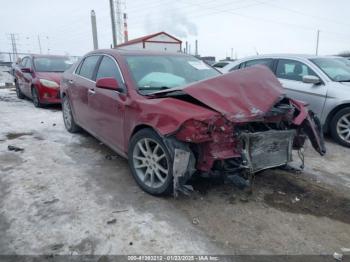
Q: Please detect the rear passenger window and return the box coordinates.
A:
[78,55,100,80]
[244,59,274,70]
[96,56,123,84]
[276,59,317,81]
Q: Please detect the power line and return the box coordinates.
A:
[129,0,259,25]
[128,0,268,28]
[175,0,350,42]
[252,0,350,28]
[8,33,19,61]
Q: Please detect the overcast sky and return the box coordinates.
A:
[0,0,349,60]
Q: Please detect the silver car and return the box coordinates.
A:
[226,54,350,147]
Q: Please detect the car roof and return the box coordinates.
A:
[214,61,236,65]
[238,54,340,61]
[27,54,70,59]
[88,48,190,57]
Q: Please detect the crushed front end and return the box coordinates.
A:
[170,97,326,194]
[153,66,326,195]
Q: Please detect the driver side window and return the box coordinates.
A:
[21,57,28,67]
[276,59,317,82]
[96,56,124,86]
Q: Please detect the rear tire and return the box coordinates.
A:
[31,87,43,108]
[15,80,24,99]
[128,128,173,196]
[62,95,80,133]
[330,107,350,147]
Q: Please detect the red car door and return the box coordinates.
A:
[22,57,34,97]
[87,55,127,154]
[16,57,30,97]
[69,55,101,129]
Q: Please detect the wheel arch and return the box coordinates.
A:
[30,84,37,98]
[130,124,162,140]
[127,124,164,151]
[325,103,350,133]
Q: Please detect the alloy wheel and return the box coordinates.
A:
[337,113,350,143]
[132,138,169,189]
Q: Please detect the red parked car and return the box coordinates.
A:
[60,49,325,196]
[14,54,73,107]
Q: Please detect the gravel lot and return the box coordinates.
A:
[1,87,350,256]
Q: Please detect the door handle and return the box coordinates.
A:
[68,79,74,84]
[88,89,95,95]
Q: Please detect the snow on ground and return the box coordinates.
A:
[0,87,350,256]
[0,66,14,86]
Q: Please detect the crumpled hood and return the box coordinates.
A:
[182,66,285,122]
[36,72,63,85]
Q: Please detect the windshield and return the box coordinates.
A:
[336,57,350,67]
[310,58,350,82]
[124,55,220,94]
[34,57,73,72]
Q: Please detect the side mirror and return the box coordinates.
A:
[302,75,321,84]
[96,77,123,92]
[21,67,32,73]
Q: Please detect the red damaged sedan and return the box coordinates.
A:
[60,49,325,195]
[15,54,73,107]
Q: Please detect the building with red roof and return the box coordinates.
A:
[116,32,182,53]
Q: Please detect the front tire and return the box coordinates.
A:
[62,95,80,133]
[15,80,25,99]
[31,87,43,108]
[128,128,173,196]
[330,107,350,147]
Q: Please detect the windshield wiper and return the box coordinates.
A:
[138,86,170,90]
[339,80,350,82]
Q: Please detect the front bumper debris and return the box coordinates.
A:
[240,130,295,173]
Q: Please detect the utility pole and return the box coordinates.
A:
[91,10,99,50]
[195,40,198,56]
[315,29,320,56]
[37,35,42,54]
[10,34,15,61]
[109,0,117,47]
[231,48,233,60]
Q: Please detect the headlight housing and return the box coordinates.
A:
[39,79,59,88]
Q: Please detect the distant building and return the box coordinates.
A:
[116,32,182,52]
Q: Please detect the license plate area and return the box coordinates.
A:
[240,130,295,172]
